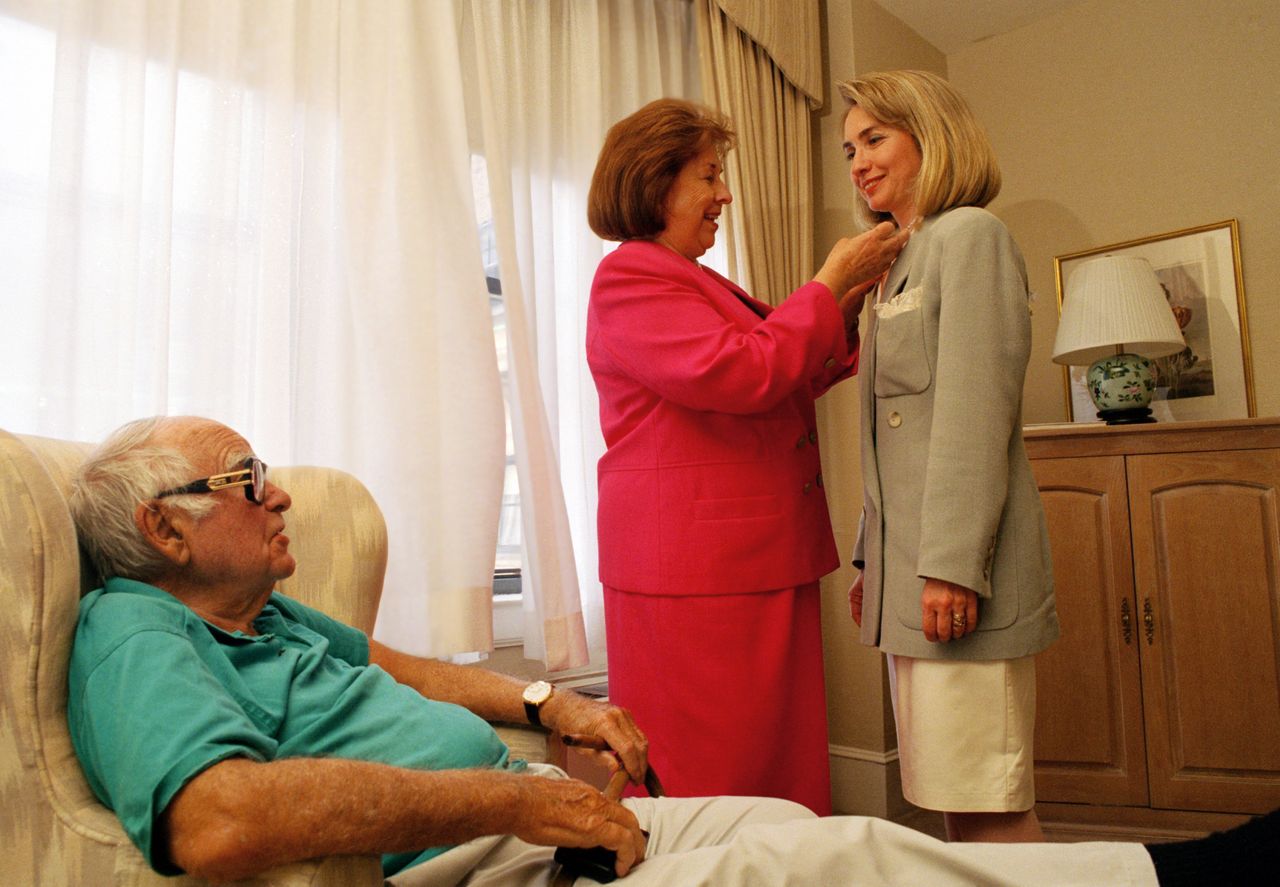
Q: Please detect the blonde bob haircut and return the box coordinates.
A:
[837,70,1000,230]
[588,98,735,242]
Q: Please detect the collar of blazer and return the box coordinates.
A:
[881,215,931,299]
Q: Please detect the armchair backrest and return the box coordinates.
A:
[269,464,388,632]
[0,428,387,886]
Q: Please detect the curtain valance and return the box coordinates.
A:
[711,0,823,106]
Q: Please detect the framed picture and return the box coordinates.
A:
[1054,219,1254,423]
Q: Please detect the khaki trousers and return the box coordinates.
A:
[388,767,1156,887]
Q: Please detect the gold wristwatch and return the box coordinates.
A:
[522,680,554,727]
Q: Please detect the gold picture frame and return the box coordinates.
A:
[1054,219,1254,423]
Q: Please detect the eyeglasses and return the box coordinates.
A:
[156,456,268,505]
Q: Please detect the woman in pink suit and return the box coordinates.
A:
[585,99,909,813]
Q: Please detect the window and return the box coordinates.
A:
[472,155,522,600]
[0,11,282,435]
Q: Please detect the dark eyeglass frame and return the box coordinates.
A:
[155,456,268,505]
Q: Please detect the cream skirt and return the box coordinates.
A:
[887,654,1037,813]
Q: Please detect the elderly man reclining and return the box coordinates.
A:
[67,416,1275,886]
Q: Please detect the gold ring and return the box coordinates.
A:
[951,612,966,629]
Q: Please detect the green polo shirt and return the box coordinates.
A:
[67,578,518,876]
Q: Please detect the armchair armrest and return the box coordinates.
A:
[222,855,385,886]
[106,827,383,886]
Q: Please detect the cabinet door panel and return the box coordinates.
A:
[1129,449,1280,813]
[1031,456,1148,805]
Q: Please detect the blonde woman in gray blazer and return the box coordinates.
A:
[840,71,1059,843]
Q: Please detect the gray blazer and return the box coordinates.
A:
[852,207,1059,660]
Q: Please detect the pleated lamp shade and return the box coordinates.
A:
[1052,255,1186,365]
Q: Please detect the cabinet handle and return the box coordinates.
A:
[1120,598,1132,645]
[1143,597,1155,645]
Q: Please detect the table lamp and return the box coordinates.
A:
[1052,255,1187,424]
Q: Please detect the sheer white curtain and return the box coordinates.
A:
[461,0,703,670]
[0,0,505,657]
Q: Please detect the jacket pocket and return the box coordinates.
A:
[873,287,931,396]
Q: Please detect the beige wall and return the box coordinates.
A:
[812,0,945,816]
[813,0,1280,815]
[948,0,1280,423]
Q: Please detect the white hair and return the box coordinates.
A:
[69,417,218,582]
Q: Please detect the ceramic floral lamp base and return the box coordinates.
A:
[1088,352,1158,425]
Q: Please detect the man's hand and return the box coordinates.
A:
[164,757,648,882]
[366,640,649,776]
[543,693,648,785]
[512,775,647,878]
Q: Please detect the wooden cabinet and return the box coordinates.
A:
[1026,418,1280,836]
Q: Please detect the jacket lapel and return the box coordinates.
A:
[882,225,923,299]
[861,218,929,530]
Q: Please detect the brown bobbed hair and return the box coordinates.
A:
[837,70,1001,230]
[587,98,735,242]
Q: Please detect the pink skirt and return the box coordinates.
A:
[604,582,831,815]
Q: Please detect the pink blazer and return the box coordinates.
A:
[587,239,857,596]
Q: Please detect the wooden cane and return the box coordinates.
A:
[602,767,630,801]
[551,738,663,884]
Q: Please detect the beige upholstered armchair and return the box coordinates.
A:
[1,427,540,885]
